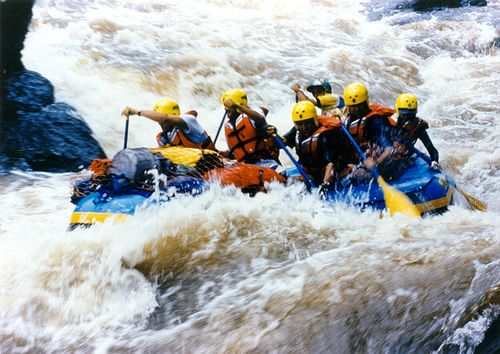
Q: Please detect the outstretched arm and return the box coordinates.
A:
[419,130,439,163]
[121,107,187,130]
[291,83,318,105]
[223,98,266,124]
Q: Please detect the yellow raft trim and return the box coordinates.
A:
[70,212,131,225]
[415,186,453,213]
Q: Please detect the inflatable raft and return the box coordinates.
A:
[285,155,453,215]
[70,157,453,231]
[69,176,207,230]
[69,147,285,230]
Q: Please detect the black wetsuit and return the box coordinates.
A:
[391,116,439,163]
[346,113,403,181]
[283,126,354,185]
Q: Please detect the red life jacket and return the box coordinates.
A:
[156,129,215,150]
[224,114,278,163]
[296,115,341,174]
[346,104,395,148]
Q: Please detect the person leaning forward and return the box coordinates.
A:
[387,93,440,170]
[121,99,216,150]
[342,82,402,182]
[220,88,280,165]
[281,101,355,189]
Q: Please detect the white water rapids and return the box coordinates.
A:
[1,0,499,353]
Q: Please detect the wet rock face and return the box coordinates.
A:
[3,100,106,172]
[4,70,55,115]
[365,0,487,21]
[412,0,487,11]
[2,71,106,172]
[1,0,34,75]
[1,0,106,173]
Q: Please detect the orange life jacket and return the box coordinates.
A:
[346,104,395,148]
[224,114,279,163]
[296,115,341,176]
[387,114,429,144]
[156,129,216,150]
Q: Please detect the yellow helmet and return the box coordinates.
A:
[153,99,180,116]
[343,82,369,106]
[292,101,318,125]
[395,93,418,113]
[221,89,248,107]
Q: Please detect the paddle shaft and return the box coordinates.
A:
[339,124,381,179]
[273,135,316,189]
[213,111,227,145]
[123,117,130,149]
[338,120,421,217]
[408,143,487,211]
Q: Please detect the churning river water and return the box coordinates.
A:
[1,0,499,352]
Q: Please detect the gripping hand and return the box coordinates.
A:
[121,107,139,118]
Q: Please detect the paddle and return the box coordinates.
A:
[409,146,487,212]
[339,123,421,217]
[273,135,316,190]
[213,111,227,145]
[123,117,130,149]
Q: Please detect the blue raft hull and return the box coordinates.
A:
[286,156,453,214]
[70,157,453,228]
[69,176,207,229]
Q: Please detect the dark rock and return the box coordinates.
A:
[0,155,32,174]
[4,102,106,172]
[413,0,487,11]
[1,0,107,173]
[1,0,34,75]
[413,0,461,11]
[4,70,54,116]
[365,0,487,21]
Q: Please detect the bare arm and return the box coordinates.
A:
[138,110,187,129]
[223,99,266,124]
[323,162,334,184]
[365,146,394,169]
[291,83,317,105]
[121,106,187,130]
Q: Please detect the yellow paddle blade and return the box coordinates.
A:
[377,176,421,218]
[457,187,487,212]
